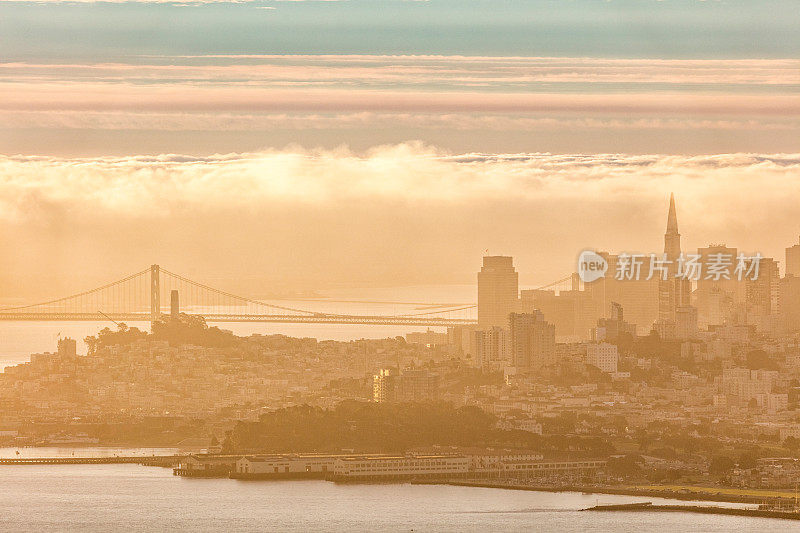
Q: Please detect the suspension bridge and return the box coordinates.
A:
[0,265,579,328]
[0,265,481,327]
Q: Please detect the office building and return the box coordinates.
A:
[659,194,692,323]
[592,302,636,341]
[583,252,660,335]
[695,244,742,327]
[520,276,593,341]
[745,256,780,318]
[478,256,519,329]
[780,275,800,332]
[787,236,800,277]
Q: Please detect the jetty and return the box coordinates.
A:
[0,455,182,466]
[585,502,800,520]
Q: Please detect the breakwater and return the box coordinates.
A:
[586,502,800,521]
[0,455,182,466]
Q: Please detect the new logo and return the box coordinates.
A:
[577,250,608,282]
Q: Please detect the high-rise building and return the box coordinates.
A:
[509,311,555,371]
[592,301,637,341]
[695,244,742,327]
[520,278,593,341]
[659,193,691,322]
[373,368,398,403]
[786,236,800,277]
[586,343,618,373]
[675,305,699,339]
[473,326,510,371]
[582,196,691,333]
[746,256,780,317]
[583,252,659,334]
[780,275,800,332]
[478,256,520,329]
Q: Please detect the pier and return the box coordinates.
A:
[0,455,183,466]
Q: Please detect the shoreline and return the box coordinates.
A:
[586,502,800,521]
[426,480,797,505]
[2,450,797,510]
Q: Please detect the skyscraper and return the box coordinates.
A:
[787,236,800,277]
[509,311,556,371]
[746,256,780,317]
[584,252,659,335]
[659,193,691,322]
[695,244,741,327]
[477,256,520,329]
[779,275,800,332]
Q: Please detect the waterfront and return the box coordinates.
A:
[0,463,796,532]
[0,447,179,459]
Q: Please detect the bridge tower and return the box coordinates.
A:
[170,289,179,320]
[150,264,160,329]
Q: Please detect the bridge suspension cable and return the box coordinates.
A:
[0,266,583,327]
[159,268,320,316]
[395,304,477,318]
[532,273,581,293]
[0,265,477,326]
[0,268,152,315]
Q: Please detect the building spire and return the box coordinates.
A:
[666,192,679,235]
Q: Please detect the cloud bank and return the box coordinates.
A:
[2,145,799,298]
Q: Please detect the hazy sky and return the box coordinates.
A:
[1,0,798,301]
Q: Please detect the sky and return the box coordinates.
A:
[1,0,799,300]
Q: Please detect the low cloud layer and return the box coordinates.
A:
[2,145,798,300]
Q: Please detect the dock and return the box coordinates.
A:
[0,455,183,466]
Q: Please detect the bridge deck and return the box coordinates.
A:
[0,312,476,327]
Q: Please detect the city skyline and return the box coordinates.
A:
[4,193,798,352]
[2,0,800,529]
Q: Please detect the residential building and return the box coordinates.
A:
[373,368,398,403]
[509,311,556,371]
[586,343,618,373]
[473,326,510,371]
